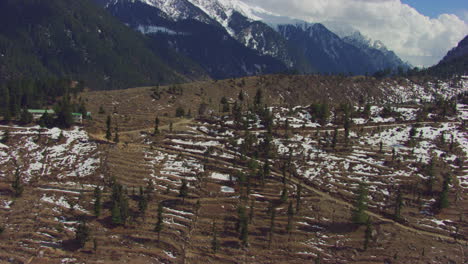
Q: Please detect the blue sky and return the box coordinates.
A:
[403,0,467,20]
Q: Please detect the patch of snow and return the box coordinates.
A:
[210,172,231,181]
[221,186,235,193]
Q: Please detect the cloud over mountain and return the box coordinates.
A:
[244,0,468,67]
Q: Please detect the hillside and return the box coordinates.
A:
[0,74,467,263]
[0,0,208,89]
[421,35,468,78]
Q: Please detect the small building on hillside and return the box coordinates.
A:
[28,109,55,120]
[72,112,92,124]
[72,113,83,124]
[28,109,91,124]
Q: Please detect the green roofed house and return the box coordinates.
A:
[28,109,91,124]
[28,109,55,120]
[71,112,92,124]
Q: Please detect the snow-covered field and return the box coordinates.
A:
[0,126,100,182]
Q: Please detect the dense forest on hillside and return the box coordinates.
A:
[0,79,86,128]
[0,0,206,90]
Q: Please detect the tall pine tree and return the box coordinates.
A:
[105,115,112,140]
[352,182,369,225]
[155,202,164,243]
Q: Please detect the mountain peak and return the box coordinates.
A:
[441,35,468,64]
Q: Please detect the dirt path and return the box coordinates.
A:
[88,118,194,142]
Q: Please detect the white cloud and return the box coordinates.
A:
[243,0,468,67]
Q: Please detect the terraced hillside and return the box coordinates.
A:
[0,75,467,263]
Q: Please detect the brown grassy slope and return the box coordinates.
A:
[81,74,417,133]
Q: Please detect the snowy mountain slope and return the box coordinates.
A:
[104,0,288,79]
[103,0,214,23]
[277,23,380,75]
[185,0,299,67]
[342,31,411,71]
[97,0,409,75]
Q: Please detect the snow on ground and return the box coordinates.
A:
[381,80,466,104]
[1,200,13,209]
[394,107,418,121]
[164,250,177,259]
[457,104,468,120]
[210,172,231,181]
[145,150,203,187]
[221,186,235,193]
[0,126,100,182]
[41,194,88,213]
[171,139,221,147]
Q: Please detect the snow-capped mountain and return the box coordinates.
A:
[102,0,287,78]
[96,0,409,77]
[342,31,411,70]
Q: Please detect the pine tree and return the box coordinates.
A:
[155,202,164,242]
[287,201,294,235]
[296,184,302,213]
[175,107,185,117]
[154,116,160,135]
[315,253,321,264]
[426,157,436,194]
[55,97,73,128]
[220,96,229,113]
[1,130,9,144]
[12,167,23,197]
[179,179,188,204]
[93,186,102,217]
[211,221,220,253]
[332,127,338,150]
[105,115,112,140]
[113,125,120,143]
[280,187,288,203]
[98,105,105,114]
[120,191,129,225]
[364,218,373,251]
[262,160,270,186]
[254,88,263,107]
[438,176,450,210]
[39,110,54,128]
[19,108,33,125]
[352,182,368,225]
[145,180,155,197]
[75,220,90,248]
[138,186,148,216]
[111,202,122,225]
[93,238,98,252]
[248,199,255,224]
[237,205,246,233]
[268,205,276,248]
[394,189,403,220]
[110,183,129,225]
[343,113,351,143]
[238,90,244,103]
[237,204,249,247]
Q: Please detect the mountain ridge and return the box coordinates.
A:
[100,0,410,76]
